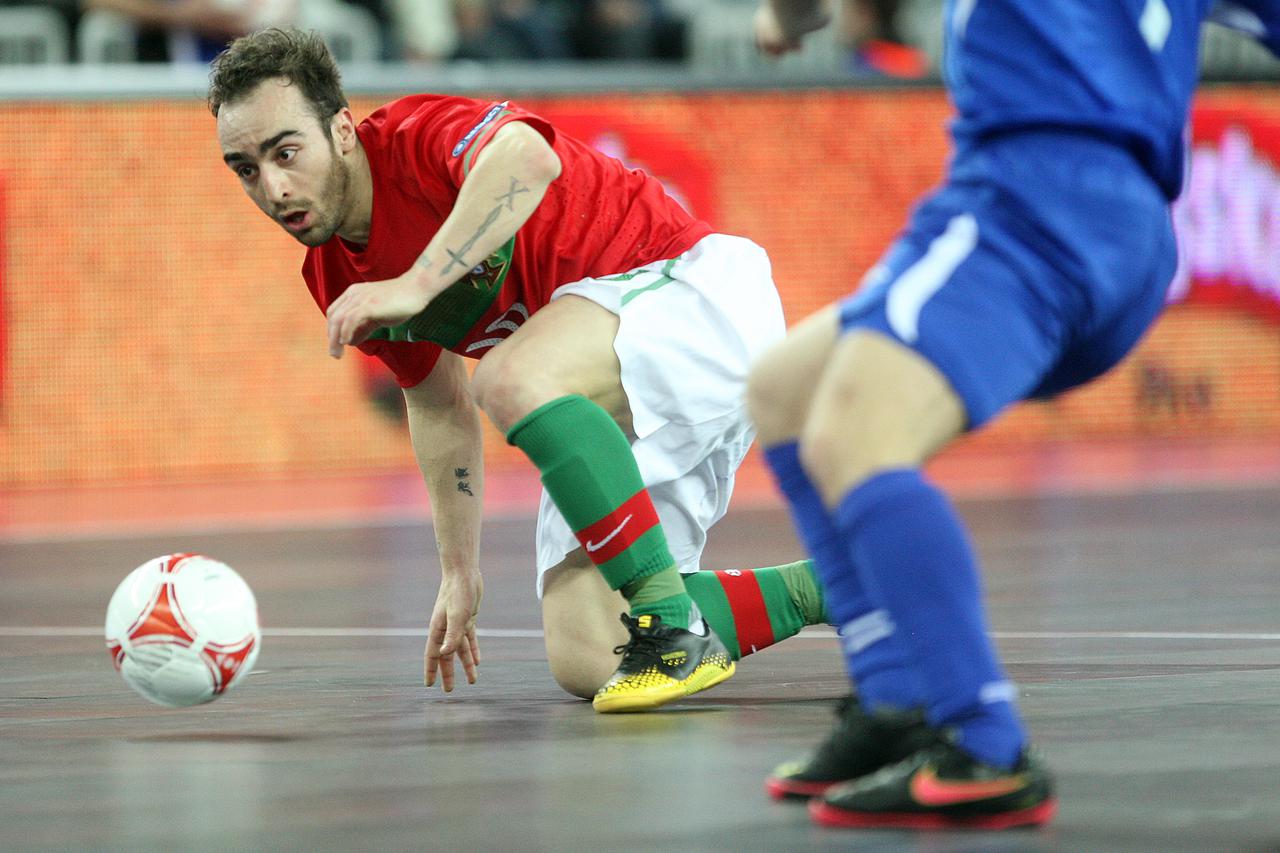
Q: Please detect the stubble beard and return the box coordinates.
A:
[291,145,352,248]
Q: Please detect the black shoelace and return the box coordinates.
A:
[612,614,670,660]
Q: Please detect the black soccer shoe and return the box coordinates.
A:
[766,697,934,801]
[810,740,1058,830]
[592,613,735,713]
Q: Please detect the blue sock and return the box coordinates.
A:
[834,469,1026,769]
[762,442,924,711]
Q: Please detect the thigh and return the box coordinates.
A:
[839,188,1074,430]
[802,328,966,501]
[473,294,633,434]
[748,306,841,444]
[1033,211,1178,398]
[554,233,785,441]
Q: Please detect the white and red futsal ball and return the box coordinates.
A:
[105,554,260,708]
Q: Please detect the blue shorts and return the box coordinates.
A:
[839,130,1177,428]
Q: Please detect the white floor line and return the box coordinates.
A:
[4,626,1280,641]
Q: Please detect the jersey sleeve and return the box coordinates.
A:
[397,97,557,195]
[357,338,444,388]
[1209,1,1280,55]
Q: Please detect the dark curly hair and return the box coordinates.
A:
[208,29,348,123]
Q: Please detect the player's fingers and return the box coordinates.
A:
[339,312,361,347]
[424,638,442,687]
[440,620,465,656]
[424,618,448,687]
[456,636,477,685]
[327,309,346,359]
[349,319,377,347]
[468,630,481,667]
[438,651,455,693]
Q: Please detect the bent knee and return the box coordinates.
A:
[545,637,618,699]
[472,352,554,434]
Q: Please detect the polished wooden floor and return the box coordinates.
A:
[3,480,1280,852]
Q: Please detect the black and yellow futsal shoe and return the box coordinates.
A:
[766,697,934,801]
[592,614,736,713]
[809,741,1058,830]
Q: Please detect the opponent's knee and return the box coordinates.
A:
[747,309,839,445]
[795,422,857,503]
[747,346,811,445]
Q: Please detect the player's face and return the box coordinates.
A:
[217,79,353,247]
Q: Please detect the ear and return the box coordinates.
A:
[331,107,359,154]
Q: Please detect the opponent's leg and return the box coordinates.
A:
[801,330,1053,829]
[749,308,924,709]
[748,308,931,799]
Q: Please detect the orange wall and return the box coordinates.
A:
[2,89,1277,487]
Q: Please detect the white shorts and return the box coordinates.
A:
[534,233,786,595]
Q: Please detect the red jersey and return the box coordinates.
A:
[302,95,713,387]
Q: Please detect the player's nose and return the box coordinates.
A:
[260,166,292,203]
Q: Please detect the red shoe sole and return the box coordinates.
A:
[809,796,1059,830]
[764,777,838,801]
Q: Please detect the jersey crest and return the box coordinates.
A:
[370,235,515,349]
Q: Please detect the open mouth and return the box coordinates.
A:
[281,210,311,231]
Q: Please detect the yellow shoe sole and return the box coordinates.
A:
[592,660,736,714]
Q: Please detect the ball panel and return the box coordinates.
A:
[105,553,261,708]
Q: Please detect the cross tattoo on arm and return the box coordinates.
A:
[441,204,504,276]
[495,177,530,211]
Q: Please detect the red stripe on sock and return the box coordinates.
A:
[716,570,775,654]
[575,489,661,565]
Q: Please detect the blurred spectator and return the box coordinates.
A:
[81,0,298,62]
[452,0,568,61]
[840,0,928,78]
[5,0,81,37]
[383,0,456,61]
[567,0,685,61]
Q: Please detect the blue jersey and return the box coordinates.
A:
[945,0,1280,199]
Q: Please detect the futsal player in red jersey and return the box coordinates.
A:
[210,29,830,712]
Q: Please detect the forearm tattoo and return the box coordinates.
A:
[442,204,504,276]
[440,177,529,276]
[455,467,474,497]
[495,177,529,212]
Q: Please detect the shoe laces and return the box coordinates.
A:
[612,613,671,661]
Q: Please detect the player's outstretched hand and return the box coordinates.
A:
[425,570,484,692]
[754,5,803,57]
[325,274,430,359]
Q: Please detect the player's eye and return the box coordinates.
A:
[278,148,298,164]
[234,164,257,180]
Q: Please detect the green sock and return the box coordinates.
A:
[507,395,694,629]
[621,570,690,627]
[684,560,828,659]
